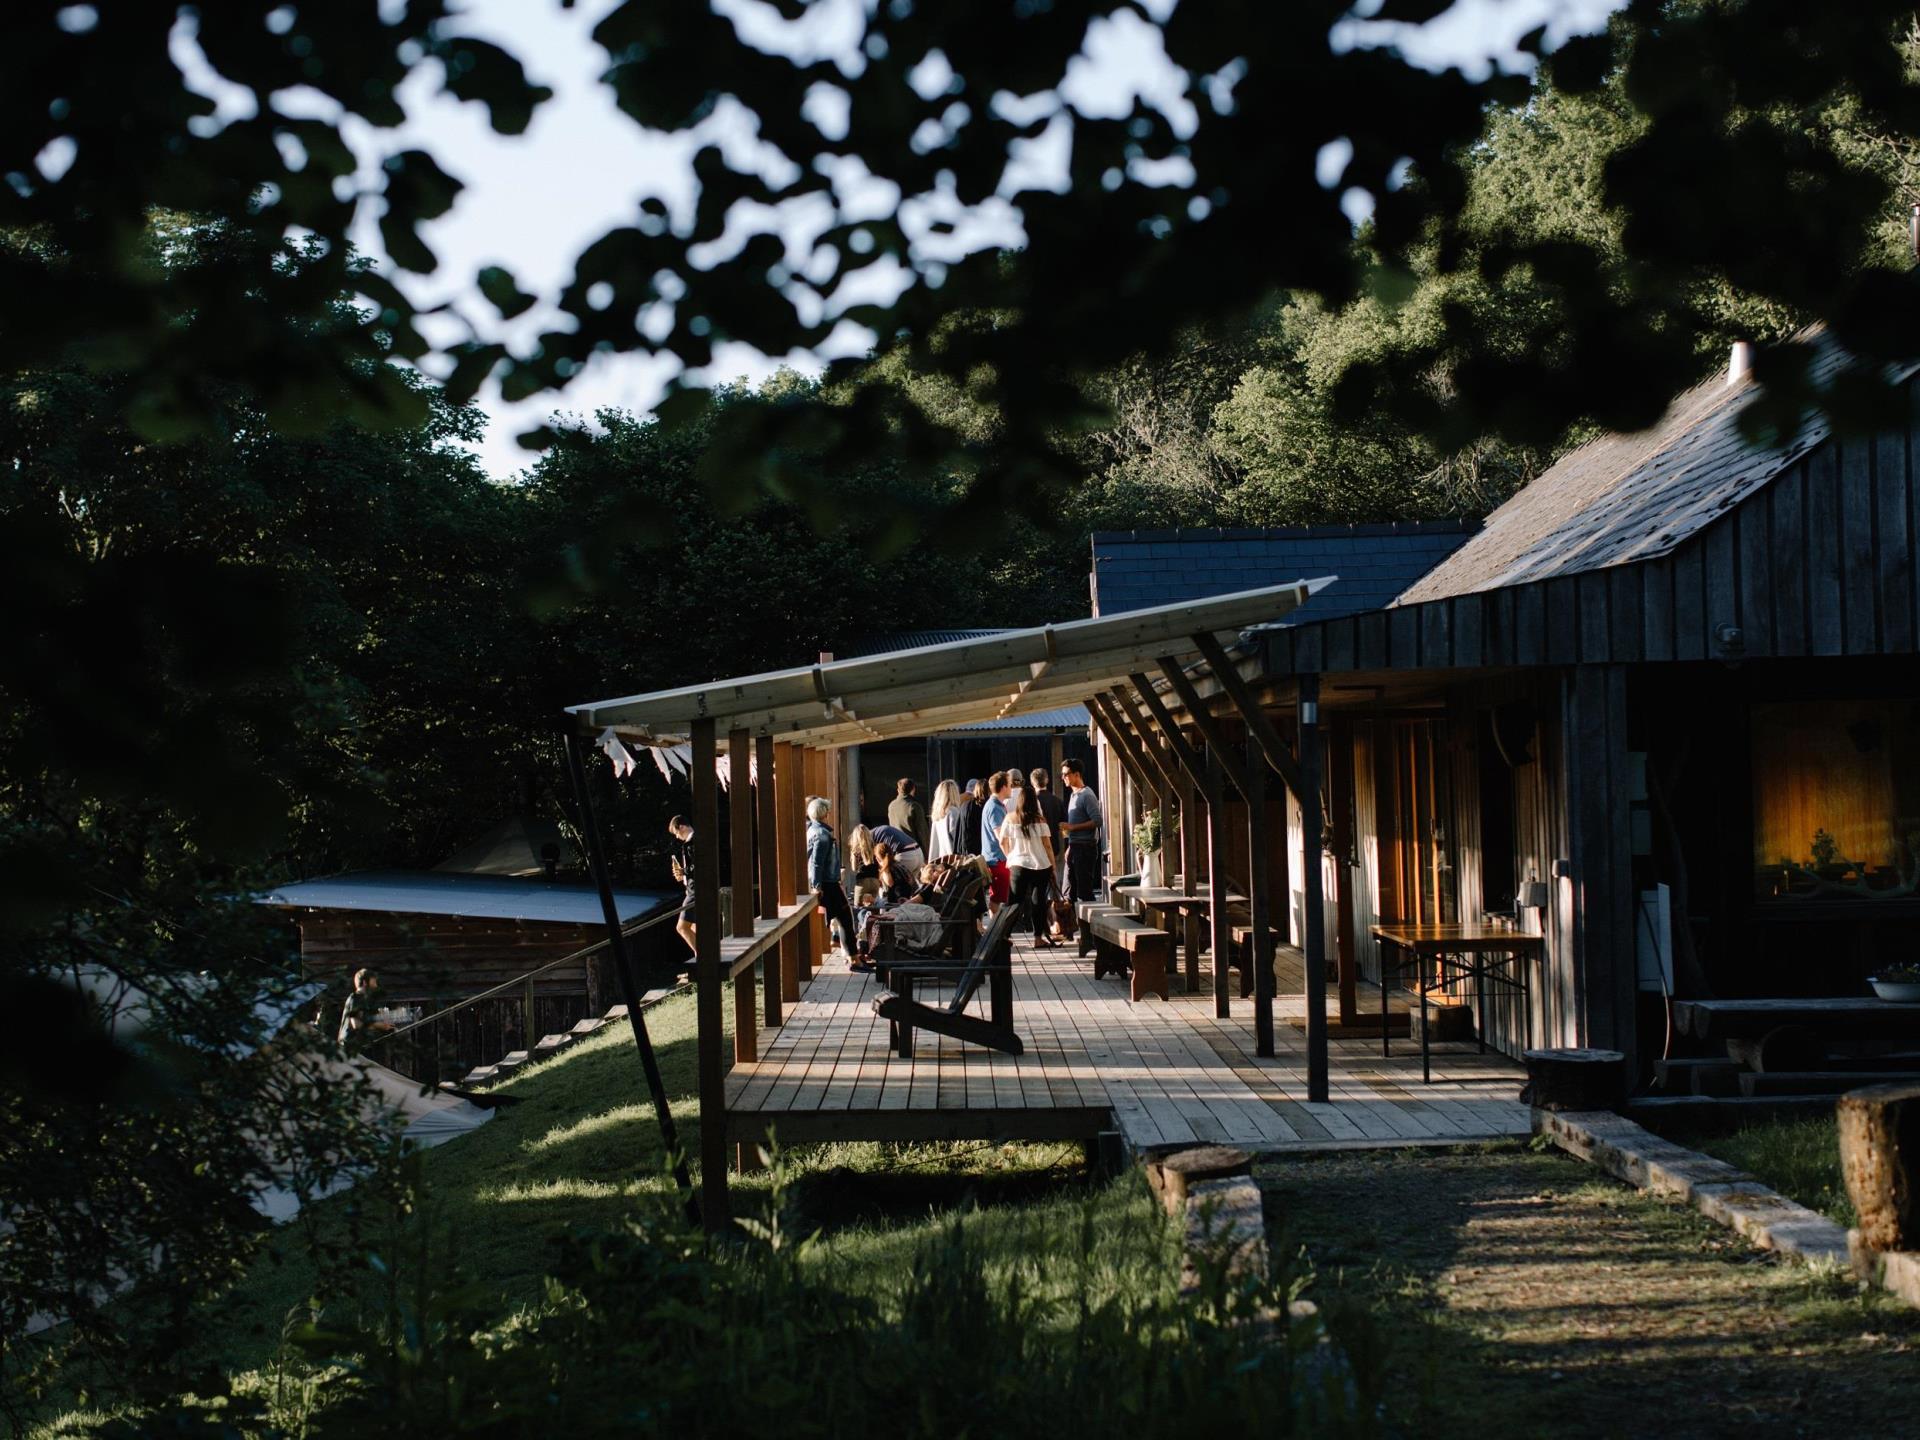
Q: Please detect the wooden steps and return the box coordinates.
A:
[1654,1056,1744,1097]
[1739,1071,1920,1098]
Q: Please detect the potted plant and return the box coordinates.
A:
[1131,809,1163,887]
[1868,962,1920,1003]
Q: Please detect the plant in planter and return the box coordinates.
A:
[1131,809,1163,884]
[1869,962,1920,1002]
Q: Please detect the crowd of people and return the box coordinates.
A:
[663,760,1103,970]
[808,761,1104,965]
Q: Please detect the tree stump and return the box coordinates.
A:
[1519,1048,1627,1111]
[1837,1082,1920,1252]
[1143,1145,1252,1218]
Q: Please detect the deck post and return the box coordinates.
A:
[755,733,782,1029]
[1246,725,1276,1057]
[773,741,802,1002]
[1178,774,1201,992]
[728,728,755,940]
[1300,675,1329,1102]
[1328,714,1358,1025]
[561,730,697,1220]
[690,717,730,1231]
[1204,744,1233,1018]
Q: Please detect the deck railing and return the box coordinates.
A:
[364,907,680,1085]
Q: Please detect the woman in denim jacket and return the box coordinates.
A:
[806,796,857,959]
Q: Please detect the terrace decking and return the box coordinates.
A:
[724,939,1529,1155]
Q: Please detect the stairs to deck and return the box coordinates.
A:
[446,982,687,1092]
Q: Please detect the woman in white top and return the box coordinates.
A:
[996,785,1058,947]
[927,778,963,861]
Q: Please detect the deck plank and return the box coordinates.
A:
[724,941,1527,1152]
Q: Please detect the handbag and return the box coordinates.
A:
[1050,897,1077,939]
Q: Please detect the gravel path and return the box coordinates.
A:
[1257,1143,1920,1440]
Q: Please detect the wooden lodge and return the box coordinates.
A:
[565,331,1920,1227]
[260,870,676,1069]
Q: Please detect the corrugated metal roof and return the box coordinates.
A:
[258,870,673,925]
[1398,329,1918,604]
[942,704,1090,734]
[1090,522,1472,620]
[839,629,1008,657]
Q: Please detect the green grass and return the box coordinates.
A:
[1684,1116,1856,1228]
[66,987,1162,1402]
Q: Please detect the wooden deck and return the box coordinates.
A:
[724,936,1529,1155]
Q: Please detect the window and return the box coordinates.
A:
[1752,699,1920,901]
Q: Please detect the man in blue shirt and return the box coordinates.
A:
[1059,759,1104,906]
[979,771,1011,910]
[868,821,925,881]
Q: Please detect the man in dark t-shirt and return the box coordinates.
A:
[1059,759,1103,906]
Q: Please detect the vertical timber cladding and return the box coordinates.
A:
[1559,664,1636,1072]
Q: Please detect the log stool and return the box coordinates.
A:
[1838,1082,1920,1253]
[1143,1145,1253,1218]
[1520,1047,1627,1111]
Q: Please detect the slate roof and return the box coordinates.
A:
[259,871,674,925]
[1398,329,1920,605]
[1090,522,1474,620]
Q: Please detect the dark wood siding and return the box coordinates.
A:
[1262,384,1920,681]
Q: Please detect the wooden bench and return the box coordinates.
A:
[1082,907,1171,1002]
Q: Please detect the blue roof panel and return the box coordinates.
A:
[1090,522,1475,622]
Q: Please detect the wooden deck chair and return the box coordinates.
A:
[872,903,1024,1059]
[872,866,985,982]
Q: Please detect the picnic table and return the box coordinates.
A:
[1371,922,1544,1083]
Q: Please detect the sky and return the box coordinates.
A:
[178,0,1629,479]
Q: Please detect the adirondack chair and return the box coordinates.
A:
[871,903,1023,1058]
[872,866,985,983]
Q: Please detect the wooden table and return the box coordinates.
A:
[1672,997,1920,1042]
[1371,923,1545,1082]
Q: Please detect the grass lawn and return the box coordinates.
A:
[180,985,1171,1384]
[1261,1142,1920,1440]
[1682,1117,1856,1229]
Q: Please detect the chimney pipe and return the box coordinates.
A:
[1727,340,1754,386]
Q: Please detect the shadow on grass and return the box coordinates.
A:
[780,1143,1096,1238]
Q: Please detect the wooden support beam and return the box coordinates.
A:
[1124,673,1215,800]
[1178,772,1202,994]
[562,732,697,1222]
[1190,631,1304,800]
[1246,727,1276,1057]
[1085,695,1156,798]
[1206,746,1233,1019]
[728,729,755,940]
[773,741,802,1003]
[1299,675,1329,1102]
[1328,714,1357,1026]
[1102,688,1182,800]
[802,746,827,971]
[690,717,730,1229]
[1154,655,1251,797]
[754,733,782,1030]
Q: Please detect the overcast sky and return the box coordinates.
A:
[184,0,1627,478]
